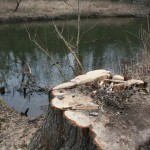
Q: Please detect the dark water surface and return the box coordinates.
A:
[0,18,147,118]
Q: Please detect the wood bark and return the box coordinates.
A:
[27,108,64,150]
[28,106,98,150]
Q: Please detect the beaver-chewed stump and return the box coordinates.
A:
[28,69,150,150]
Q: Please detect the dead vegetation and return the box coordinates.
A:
[121,26,150,85]
[0,0,147,23]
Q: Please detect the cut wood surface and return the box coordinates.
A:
[52,88,99,110]
[53,69,111,90]
[51,69,150,150]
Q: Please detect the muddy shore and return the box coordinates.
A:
[0,0,148,24]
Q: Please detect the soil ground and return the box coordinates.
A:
[0,98,44,150]
[0,0,148,24]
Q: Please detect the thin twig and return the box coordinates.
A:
[53,21,83,72]
[25,25,67,81]
[76,0,80,47]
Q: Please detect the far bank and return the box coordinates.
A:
[0,0,149,24]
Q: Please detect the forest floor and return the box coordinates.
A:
[0,98,44,150]
[0,0,148,24]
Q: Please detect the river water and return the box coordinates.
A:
[0,18,147,118]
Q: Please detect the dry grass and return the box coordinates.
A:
[0,0,148,23]
[121,28,150,84]
[122,51,150,83]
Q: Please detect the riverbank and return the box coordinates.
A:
[0,0,148,24]
[0,98,44,150]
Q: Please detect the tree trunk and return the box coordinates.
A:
[14,0,22,12]
[27,108,65,150]
[28,107,98,150]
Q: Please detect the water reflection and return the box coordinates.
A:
[0,18,146,118]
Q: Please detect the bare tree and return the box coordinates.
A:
[14,0,22,12]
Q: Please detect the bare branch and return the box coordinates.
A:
[53,21,83,72]
[63,0,77,13]
[80,19,101,42]
[14,0,22,12]
[76,0,80,47]
[25,25,67,81]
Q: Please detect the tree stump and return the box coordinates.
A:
[28,70,150,150]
